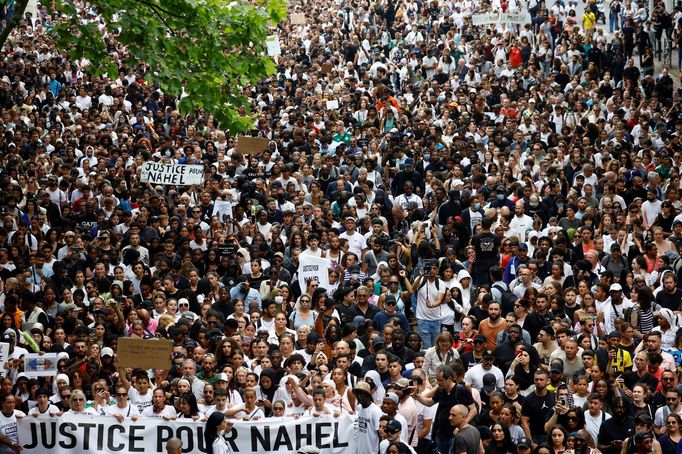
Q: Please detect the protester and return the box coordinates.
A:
[2,0,682,451]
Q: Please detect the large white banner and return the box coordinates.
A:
[298,255,332,291]
[140,162,204,185]
[472,12,531,25]
[18,414,355,454]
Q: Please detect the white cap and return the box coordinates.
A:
[609,283,623,292]
[100,347,114,357]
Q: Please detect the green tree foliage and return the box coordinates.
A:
[8,0,287,132]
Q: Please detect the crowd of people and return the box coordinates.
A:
[1,0,682,452]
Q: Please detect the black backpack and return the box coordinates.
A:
[493,283,518,314]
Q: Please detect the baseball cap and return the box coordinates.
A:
[352,381,372,396]
[393,378,410,388]
[385,392,400,404]
[517,438,532,448]
[482,373,497,392]
[609,283,623,292]
[550,363,564,373]
[474,334,487,344]
[373,337,386,347]
[482,349,494,359]
[385,420,402,434]
[216,373,229,382]
[100,347,114,358]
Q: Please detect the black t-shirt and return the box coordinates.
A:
[655,289,682,311]
[521,391,555,438]
[432,382,475,438]
[597,416,635,454]
[472,232,501,264]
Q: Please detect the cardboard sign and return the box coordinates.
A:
[237,136,270,155]
[117,337,172,370]
[140,162,204,185]
[290,13,306,25]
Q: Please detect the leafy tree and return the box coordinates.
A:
[0,0,287,133]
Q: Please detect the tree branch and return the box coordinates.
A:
[0,0,30,49]
[138,1,181,35]
[136,0,187,20]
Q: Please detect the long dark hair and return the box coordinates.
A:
[205,411,225,454]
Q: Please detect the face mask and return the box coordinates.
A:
[497,194,504,201]
[424,153,430,161]
[557,203,564,209]
[475,203,481,210]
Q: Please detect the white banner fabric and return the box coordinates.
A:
[18,414,355,454]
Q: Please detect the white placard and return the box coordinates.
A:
[140,162,204,185]
[0,343,8,378]
[298,255,332,291]
[211,200,233,221]
[266,35,281,56]
[24,353,59,377]
[326,100,339,110]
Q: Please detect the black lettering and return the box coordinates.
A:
[332,421,349,447]
[108,425,125,452]
[40,421,56,449]
[80,423,96,450]
[177,426,194,453]
[295,423,312,449]
[316,422,332,449]
[58,422,77,449]
[273,425,293,450]
[97,421,105,451]
[224,427,238,452]
[251,426,270,451]
[129,425,144,452]
[195,427,207,453]
[24,422,37,450]
[157,426,173,452]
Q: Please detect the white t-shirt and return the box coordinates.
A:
[355,402,383,454]
[339,230,365,257]
[464,364,505,392]
[141,405,178,419]
[0,409,25,450]
[28,404,60,417]
[585,410,610,445]
[105,403,140,419]
[128,387,154,413]
[415,279,445,322]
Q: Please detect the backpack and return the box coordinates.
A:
[623,303,639,325]
[493,283,518,313]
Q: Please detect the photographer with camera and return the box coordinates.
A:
[412,259,445,350]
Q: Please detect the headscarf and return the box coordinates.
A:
[364,370,385,405]
[259,368,279,402]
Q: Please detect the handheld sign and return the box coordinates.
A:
[117,337,173,370]
[140,162,204,185]
[24,353,58,377]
